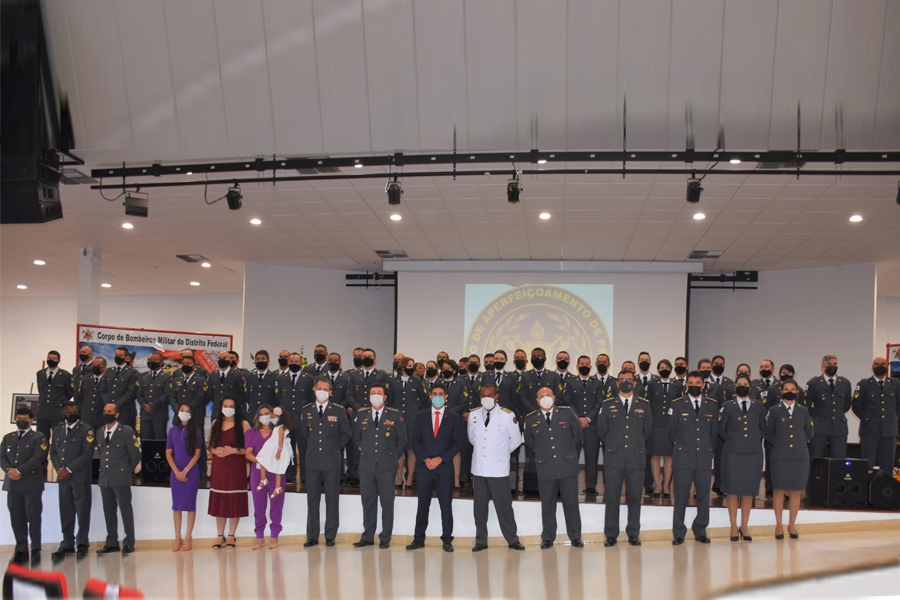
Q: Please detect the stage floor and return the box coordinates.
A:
[3,529,899,600]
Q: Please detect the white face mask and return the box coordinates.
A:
[178,411,191,423]
[370,394,384,407]
[270,417,279,425]
[481,397,496,411]
[259,415,272,426]
[221,407,236,418]
[539,396,554,410]
[315,389,330,402]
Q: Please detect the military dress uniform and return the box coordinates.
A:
[303,361,329,378]
[765,402,814,490]
[50,419,95,551]
[761,381,805,495]
[668,394,718,541]
[72,361,94,397]
[517,370,562,420]
[524,406,584,545]
[319,369,351,408]
[245,369,280,420]
[595,373,617,401]
[300,401,352,544]
[76,372,109,429]
[278,370,315,481]
[2,428,49,555]
[103,364,139,429]
[852,375,900,471]
[563,374,604,491]
[205,367,247,420]
[136,369,172,439]
[751,377,778,401]
[597,394,652,542]
[479,369,521,415]
[646,378,683,457]
[97,422,142,550]
[353,405,407,545]
[718,397,766,497]
[635,372,660,399]
[36,367,74,440]
[345,368,390,483]
[805,373,852,460]
[388,374,429,456]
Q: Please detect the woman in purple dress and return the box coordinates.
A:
[165,402,203,551]
[245,405,287,549]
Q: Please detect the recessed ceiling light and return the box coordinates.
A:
[201,262,211,268]
[390,214,402,221]
[16,284,27,290]
[729,159,741,164]
[354,163,363,168]
[539,212,551,220]
[849,214,863,222]
[33,260,45,265]
[190,281,200,286]
[186,171,193,176]
[122,222,133,229]
[537,159,547,164]
[693,212,706,220]
[101,283,112,288]
[250,218,262,225]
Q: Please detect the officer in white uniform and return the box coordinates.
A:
[467,384,525,552]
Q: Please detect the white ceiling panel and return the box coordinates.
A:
[872,0,900,149]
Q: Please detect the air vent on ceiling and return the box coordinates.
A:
[757,160,806,170]
[176,254,209,263]
[60,169,97,185]
[375,250,408,259]
[688,250,724,260]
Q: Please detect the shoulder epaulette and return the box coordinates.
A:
[385,406,400,413]
[301,402,314,409]
[501,407,512,413]
[525,410,538,418]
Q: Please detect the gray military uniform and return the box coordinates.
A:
[668,395,718,539]
[137,370,172,440]
[97,423,142,548]
[103,365,139,429]
[353,406,407,544]
[77,373,109,429]
[2,428,49,553]
[300,401,352,541]
[852,376,900,471]
[766,402,814,490]
[524,406,583,543]
[245,370,280,421]
[805,374,852,460]
[169,370,208,476]
[36,368,74,440]
[50,420,95,549]
[718,398,766,497]
[598,395,653,539]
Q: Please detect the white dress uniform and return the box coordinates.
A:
[467,406,522,547]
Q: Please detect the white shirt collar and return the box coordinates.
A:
[689,395,702,403]
[638,371,651,379]
[432,406,445,417]
[619,395,633,409]
[47,367,59,376]
[105,421,120,436]
[316,401,329,411]
[401,375,410,382]
[371,406,382,418]
[66,419,79,430]
[219,367,231,377]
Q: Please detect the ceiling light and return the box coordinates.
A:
[539,212,551,220]
[686,178,703,203]
[122,222,133,229]
[386,177,402,205]
[186,171,193,176]
[390,214,402,221]
[190,281,200,286]
[354,163,363,169]
[16,284,27,290]
[537,159,547,164]
[849,214,863,222]
[201,262,211,268]
[693,212,706,220]
[33,260,45,265]
[226,183,242,210]
[250,218,262,225]
[729,159,741,164]
[101,283,112,288]
[507,173,522,203]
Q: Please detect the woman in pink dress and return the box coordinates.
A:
[207,397,251,549]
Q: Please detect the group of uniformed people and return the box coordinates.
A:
[3,344,897,560]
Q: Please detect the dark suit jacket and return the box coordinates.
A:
[102,366,138,424]
[411,408,462,473]
[36,368,74,420]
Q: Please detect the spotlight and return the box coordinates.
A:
[124,191,149,217]
[386,177,402,205]
[226,183,242,210]
[686,178,703,203]
[507,173,522,203]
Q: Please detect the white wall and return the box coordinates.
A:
[875,296,900,358]
[0,294,243,429]
[242,264,395,368]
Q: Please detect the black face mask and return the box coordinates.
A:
[255,361,268,371]
[113,356,126,366]
[362,357,375,368]
[639,361,651,372]
[441,370,454,379]
[79,354,90,363]
[514,359,527,370]
[16,419,30,430]
[288,363,302,373]
[147,361,160,371]
[92,365,103,375]
[780,373,792,382]
[314,353,326,364]
[182,365,194,375]
[47,359,59,368]
[699,369,711,380]
[65,413,80,424]
[760,368,773,379]
[735,385,751,397]
[531,357,546,370]
[687,385,703,397]
[218,359,231,369]
[578,365,591,376]
[230,360,238,369]
[493,361,506,371]
[467,363,480,374]
[426,367,438,379]
[617,380,634,393]
[712,364,725,376]
[873,365,888,377]
[824,365,838,377]
[659,369,671,379]
[278,357,289,368]
[352,356,363,368]
[403,367,415,376]
[674,365,687,376]
[782,391,797,401]
[596,363,608,375]
[102,414,117,425]
[557,360,569,371]
[329,361,340,373]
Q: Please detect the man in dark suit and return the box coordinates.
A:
[805,354,853,461]
[137,353,171,440]
[50,401,95,561]
[102,346,138,429]
[76,357,109,429]
[564,355,603,494]
[95,403,142,555]
[246,350,280,419]
[302,344,329,377]
[407,383,463,553]
[72,346,94,396]
[169,355,209,476]
[852,357,899,472]
[36,350,74,442]
[2,407,48,565]
[206,350,247,420]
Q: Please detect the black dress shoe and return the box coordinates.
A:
[583,487,597,494]
[472,544,488,552]
[540,540,553,550]
[30,551,40,565]
[9,552,28,565]
[51,549,72,562]
[789,532,799,540]
[628,536,641,546]
[442,542,454,553]
[353,540,374,548]
[325,539,335,547]
[508,542,525,551]
[694,536,711,544]
[571,539,584,548]
[406,540,425,551]
[303,539,319,548]
[775,533,784,540]
[76,545,89,558]
[672,537,684,546]
[97,545,120,554]
[121,546,134,554]
[604,537,617,547]
[379,541,390,549]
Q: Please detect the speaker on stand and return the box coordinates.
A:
[810,457,868,508]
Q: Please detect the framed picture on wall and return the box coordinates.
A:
[10,394,39,425]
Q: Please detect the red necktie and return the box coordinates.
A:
[433,411,440,438]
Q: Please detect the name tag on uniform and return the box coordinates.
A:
[327,416,338,422]
[634,408,644,414]
[559,421,566,425]
[384,420,394,426]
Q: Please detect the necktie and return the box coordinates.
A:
[374,411,380,427]
[879,379,884,390]
[828,378,835,393]
[365,371,370,382]
[105,429,111,444]
[116,367,121,375]
[623,398,630,413]
[582,379,587,388]
[643,376,648,387]
[705,381,710,392]
[545,412,551,425]
[694,399,700,415]
[18,431,25,440]
[48,371,54,384]
[402,379,407,390]
[788,405,793,416]
[496,372,501,386]
[317,365,322,374]
[663,382,669,394]
[433,411,440,437]
[291,374,297,387]
[764,379,770,388]
[741,400,748,414]
[332,375,336,386]
[318,405,324,419]
[485,411,491,427]
[152,371,156,380]
[259,373,264,383]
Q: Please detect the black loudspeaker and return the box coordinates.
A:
[522,457,540,495]
[141,439,170,483]
[810,457,868,508]
[868,469,900,511]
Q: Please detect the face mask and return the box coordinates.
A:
[531,357,546,370]
[315,390,330,402]
[659,369,671,379]
[441,370,454,379]
[760,368,773,379]
[557,360,569,371]
[674,365,687,376]
[353,356,363,368]
[687,385,702,397]
[278,357,289,368]
[514,359,527,370]
[314,352,326,364]
[431,395,446,409]
[103,414,117,424]
[824,365,838,377]
[782,391,797,401]
[617,380,634,393]
[259,415,271,426]
[426,367,438,378]
[873,365,888,377]
[639,361,651,372]
[16,419,30,430]
[403,367,415,376]
[362,357,375,368]
[493,361,506,371]
[114,356,125,365]
[481,397,496,411]
[329,361,340,373]
[539,396,554,410]
[699,369,711,380]
[230,360,237,368]
[464,362,477,374]
[288,363,302,373]
[221,407,236,418]
[735,385,751,398]
[270,417,279,425]
[178,411,192,423]
[182,365,194,374]
[712,364,725,376]
[596,363,608,375]
[370,394,385,407]
[780,373,792,382]
[255,361,268,371]
[65,413,80,424]
[578,365,591,376]
[92,365,103,375]
[79,353,90,363]
[46,359,59,368]
[218,358,230,369]
[147,361,160,371]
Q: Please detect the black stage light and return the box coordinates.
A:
[226,183,242,210]
[124,191,149,217]
[386,177,402,205]
[507,174,522,203]
[686,178,703,203]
